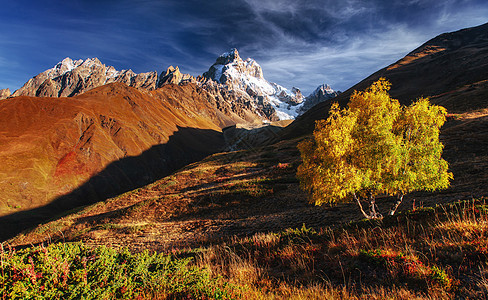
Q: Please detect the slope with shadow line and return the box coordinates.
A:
[0,82,260,224]
[280,22,488,140]
[0,126,225,241]
[7,106,488,249]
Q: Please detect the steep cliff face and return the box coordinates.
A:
[12,58,158,97]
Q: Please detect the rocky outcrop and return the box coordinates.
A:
[12,58,158,97]
[157,66,195,87]
[0,88,10,100]
[299,84,339,114]
[196,77,273,123]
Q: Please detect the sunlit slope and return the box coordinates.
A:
[9,108,488,249]
[0,82,256,217]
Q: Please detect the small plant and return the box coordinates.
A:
[280,224,319,246]
[232,178,274,197]
[359,249,454,290]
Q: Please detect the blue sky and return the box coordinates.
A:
[1,0,488,94]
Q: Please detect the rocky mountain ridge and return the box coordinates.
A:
[9,50,338,121]
[0,88,10,100]
[12,58,158,98]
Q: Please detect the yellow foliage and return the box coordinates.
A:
[297,78,452,212]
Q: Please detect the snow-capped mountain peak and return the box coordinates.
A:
[205,48,264,83]
[202,49,305,120]
[217,48,241,64]
[49,57,83,77]
[310,84,335,97]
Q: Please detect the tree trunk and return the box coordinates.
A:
[353,193,372,219]
[389,194,404,215]
[369,193,382,219]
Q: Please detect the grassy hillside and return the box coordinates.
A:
[1,106,487,298]
[2,200,488,299]
[7,106,488,250]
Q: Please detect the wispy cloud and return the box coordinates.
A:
[218,0,488,93]
[1,0,488,93]
[257,24,425,93]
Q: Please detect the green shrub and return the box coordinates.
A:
[0,242,238,299]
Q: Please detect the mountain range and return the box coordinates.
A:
[3,49,338,121]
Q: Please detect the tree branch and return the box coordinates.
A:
[353,193,371,219]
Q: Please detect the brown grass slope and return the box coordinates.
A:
[7,22,488,252]
[6,110,488,299]
[280,22,488,140]
[0,82,261,228]
[9,107,488,250]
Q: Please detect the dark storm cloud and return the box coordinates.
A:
[1,0,488,94]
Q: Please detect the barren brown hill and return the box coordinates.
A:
[7,107,488,251]
[280,22,488,139]
[0,82,266,238]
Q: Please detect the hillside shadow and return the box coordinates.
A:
[223,123,285,151]
[0,126,225,241]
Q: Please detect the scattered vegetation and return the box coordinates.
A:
[0,242,237,299]
[298,79,452,219]
[2,199,488,299]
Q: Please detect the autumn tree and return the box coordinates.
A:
[297,78,452,219]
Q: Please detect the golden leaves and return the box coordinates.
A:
[297,78,452,207]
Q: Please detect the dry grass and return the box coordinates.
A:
[180,200,488,299]
[449,108,488,120]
